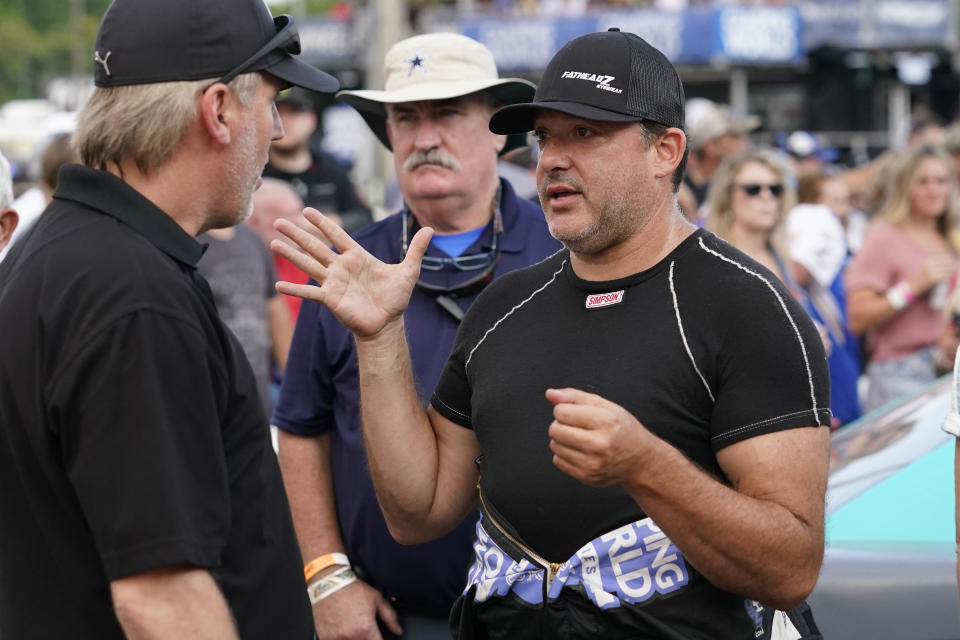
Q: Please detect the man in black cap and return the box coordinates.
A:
[264,88,373,234]
[273,30,829,639]
[0,1,338,638]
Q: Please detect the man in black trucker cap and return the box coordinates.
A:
[0,1,338,638]
[270,30,829,639]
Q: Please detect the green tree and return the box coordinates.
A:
[0,0,112,104]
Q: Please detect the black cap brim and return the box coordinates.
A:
[265,55,340,93]
[490,100,644,135]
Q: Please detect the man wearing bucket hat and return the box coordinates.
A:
[273,32,560,640]
[273,29,828,639]
[0,1,338,638]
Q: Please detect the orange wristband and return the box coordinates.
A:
[304,552,350,583]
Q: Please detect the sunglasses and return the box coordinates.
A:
[738,183,784,198]
[216,14,300,86]
[400,204,504,322]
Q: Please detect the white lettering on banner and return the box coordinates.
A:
[720,8,798,62]
[576,543,618,608]
[483,545,504,577]
[478,21,555,71]
[602,524,654,599]
[585,290,625,309]
[596,11,683,61]
[466,517,690,608]
[876,1,949,28]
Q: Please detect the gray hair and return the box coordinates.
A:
[0,152,13,210]
[74,72,258,175]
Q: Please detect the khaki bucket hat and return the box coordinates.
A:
[337,33,536,154]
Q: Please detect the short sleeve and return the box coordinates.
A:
[430,321,475,429]
[846,223,897,294]
[271,296,337,435]
[709,282,832,449]
[47,310,230,580]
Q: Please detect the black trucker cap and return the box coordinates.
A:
[92,0,339,93]
[489,28,684,134]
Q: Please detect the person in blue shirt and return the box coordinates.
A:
[273,33,561,640]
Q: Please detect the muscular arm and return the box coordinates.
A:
[110,566,237,639]
[632,426,827,609]
[548,388,828,610]
[356,319,481,543]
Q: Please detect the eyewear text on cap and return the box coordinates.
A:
[738,183,784,198]
[217,14,299,86]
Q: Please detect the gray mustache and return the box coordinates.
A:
[403,149,462,173]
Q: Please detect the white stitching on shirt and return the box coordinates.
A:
[697,237,822,425]
[432,395,471,421]
[711,408,832,443]
[669,261,715,403]
[465,259,567,370]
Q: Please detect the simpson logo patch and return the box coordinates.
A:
[585,290,625,309]
[561,70,623,94]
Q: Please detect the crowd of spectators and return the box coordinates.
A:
[5,95,960,429]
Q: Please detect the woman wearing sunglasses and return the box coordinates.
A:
[705,148,799,294]
[847,145,959,413]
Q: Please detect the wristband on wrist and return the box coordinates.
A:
[304,552,350,584]
[307,566,357,604]
[886,281,916,311]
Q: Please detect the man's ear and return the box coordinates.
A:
[492,132,507,154]
[653,128,686,180]
[198,84,233,146]
[0,208,19,251]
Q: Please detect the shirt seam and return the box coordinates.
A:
[432,395,472,424]
[465,258,567,371]
[697,237,823,425]
[712,408,833,444]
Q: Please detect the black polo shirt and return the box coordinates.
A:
[0,165,313,639]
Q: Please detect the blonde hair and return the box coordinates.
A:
[74,73,258,175]
[880,144,959,240]
[705,148,796,255]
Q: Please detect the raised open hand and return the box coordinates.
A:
[271,208,433,338]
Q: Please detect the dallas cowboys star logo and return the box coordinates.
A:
[405,51,427,76]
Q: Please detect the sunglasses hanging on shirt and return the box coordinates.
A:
[400,191,503,323]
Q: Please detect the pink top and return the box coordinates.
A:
[846,220,947,362]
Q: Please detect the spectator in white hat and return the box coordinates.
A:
[273,32,561,639]
[682,98,759,215]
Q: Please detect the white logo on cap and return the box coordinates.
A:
[405,51,427,77]
[561,70,623,94]
[94,50,112,76]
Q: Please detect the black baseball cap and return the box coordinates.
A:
[276,87,317,112]
[489,28,684,134]
[92,0,339,93]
